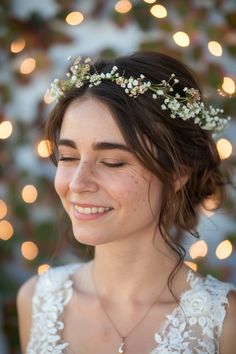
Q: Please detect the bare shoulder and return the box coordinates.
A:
[17,275,39,353]
[219,290,236,354]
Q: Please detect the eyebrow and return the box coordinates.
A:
[58,139,131,152]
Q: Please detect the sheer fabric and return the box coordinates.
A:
[26,264,236,354]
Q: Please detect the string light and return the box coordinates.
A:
[208,41,223,56]
[38,264,50,275]
[189,240,208,259]
[222,77,235,95]
[215,240,233,260]
[0,220,14,241]
[20,58,36,75]
[66,11,84,25]
[114,0,132,14]
[44,92,54,104]
[173,31,190,47]
[150,4,167,18]
[21,241,38,260]
[0,200,7,219]
[144,0,156,3]
[10,38,26,53]
[37,139,52,158]
[184,261,198,271]
[0,121,13,139]
[216,138,233,160]
[201,194,220,217]
[21,185,38,204]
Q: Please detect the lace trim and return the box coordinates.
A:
[26,264,80,354]
[26,265,236,354]
[150,270,236,354]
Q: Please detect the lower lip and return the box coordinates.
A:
[73,207,112,221]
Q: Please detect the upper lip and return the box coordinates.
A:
[71,202,112,209]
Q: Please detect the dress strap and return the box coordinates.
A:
[204,274,236,336]
[26,264,79,354]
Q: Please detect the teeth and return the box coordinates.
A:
[74,205,110,215]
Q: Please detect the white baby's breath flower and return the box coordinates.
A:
[46,57,230,132]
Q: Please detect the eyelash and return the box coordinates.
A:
[58,157,125,168]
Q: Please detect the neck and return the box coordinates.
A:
[91,235,179,304]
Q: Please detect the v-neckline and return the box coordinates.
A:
[64,264,197,353]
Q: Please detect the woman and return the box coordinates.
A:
[17,51,236,353]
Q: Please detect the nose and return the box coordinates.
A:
[69,160,99,193]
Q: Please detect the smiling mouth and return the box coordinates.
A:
[74,205,112,215]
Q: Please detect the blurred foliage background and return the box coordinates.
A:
[0,0,236,352]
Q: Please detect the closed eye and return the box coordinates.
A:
[102,162,125,168]
[58,157,80,162]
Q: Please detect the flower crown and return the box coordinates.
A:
[47,56,230,133]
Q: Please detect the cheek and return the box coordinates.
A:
[109,172,151,208]
[54,168,70,198]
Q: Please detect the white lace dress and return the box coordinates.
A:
[26,264,236,354]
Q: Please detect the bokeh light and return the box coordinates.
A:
[216,138,233,160]
[37,139,52,158]
[0,220,14,241]
[21,241,38,260]
[20,58,36,75]
[222,77,235,95]
[44,92,54,104]
[201,194,220,217]
[208,41,223,56]
[38,264,51,275]
[173,31,190,47]
[144,0,156,3]
[184,261,198,271]
[216,240,233,260]
[21,185,38,203]
[150,4,167,18]
[189,240,208,259]
[0,121,13,139]
[10,38,26,53]
[66,11,84,25]
[114,0,132,14]
[0,200,7,219]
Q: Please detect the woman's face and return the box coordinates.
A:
[54,97,163,246]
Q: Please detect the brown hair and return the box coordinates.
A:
[46,51,224,297]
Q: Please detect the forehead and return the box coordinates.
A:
[60,97,125,144]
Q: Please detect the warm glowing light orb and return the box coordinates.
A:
[44,92,54,104]
[184,261,198,272]
[222,77,235,95]
[0,121,13,139]
[21,241,39,260]
[21,185,38,203]
[150,4,167,18]
[144,0,156,3]
[38,264,51,275]
[11,38,26,53]
[37,139,52,158]
[216,138,233,160]
[216,240,233,260]
[208,41,223,57]
[66,11,84,25]
[20,58,36,75]
[0,220,14,240]
[114,0,132,13]
[189,240,208,259]
[173,31,190,47]
[202,194,220,217]
[0,200,7,219]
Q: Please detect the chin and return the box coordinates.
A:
[72,230,111,246]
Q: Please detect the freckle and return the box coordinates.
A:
[133,208,137,212]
